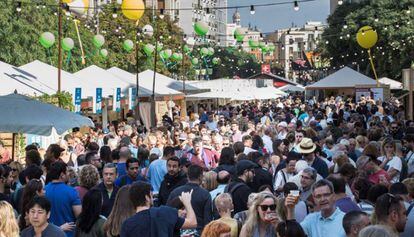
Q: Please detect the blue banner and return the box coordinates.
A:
[113,87,121,112]
[74,88,81,114]
[96,88,102,114]
[129,88,137,110]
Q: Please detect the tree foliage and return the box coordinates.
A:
[319,0,414,79]
[0,1,260,81]
[211,47,261,79]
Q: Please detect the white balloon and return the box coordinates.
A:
[186,37,195,46]
[142,25,154,37]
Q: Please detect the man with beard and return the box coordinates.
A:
[186,138,217,170]
[158,156,188,205]
[226,160,256,213]
[375,193,407,235]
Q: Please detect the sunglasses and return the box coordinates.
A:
[259,204,277,211]
[11,168,19,172]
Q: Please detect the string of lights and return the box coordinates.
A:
[9,0,316,11]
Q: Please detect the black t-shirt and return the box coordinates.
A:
[120,207,185,237]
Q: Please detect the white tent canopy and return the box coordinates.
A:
[74,65,133,98]
[186,91,231,101]
[306,67,377,89]
[279,84,305,92]
[107,67,157,97]
[379,77,403,90]
[19,60,81,95]
[107,68,183,96]
[0,61,54,96]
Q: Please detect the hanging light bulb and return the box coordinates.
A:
[293,1,299,11]
[343,21,348,29]
[338,0,343,5]
[250,5,255,15]
[16,1,22,12]
[160,8,165,19]
[112,7,118,18]
[374,14,379,22]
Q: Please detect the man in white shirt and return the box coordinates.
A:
[277,121,288,140]
[262,127,274,154]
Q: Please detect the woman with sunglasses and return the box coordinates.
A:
[240,192,280,237]
[378,138,403,183]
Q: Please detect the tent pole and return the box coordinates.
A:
[11,133,16,161]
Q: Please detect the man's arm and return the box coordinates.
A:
[179,190,197,229]
[72,205,82,218]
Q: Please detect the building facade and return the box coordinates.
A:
[266,22,325,81]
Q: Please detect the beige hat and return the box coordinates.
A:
[296,138,316,154]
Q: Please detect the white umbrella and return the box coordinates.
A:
[0,93,94,136]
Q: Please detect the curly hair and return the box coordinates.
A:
[201,220,231,237]
[78,165,100,189]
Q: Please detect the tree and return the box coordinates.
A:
[319,0,414,79]
[211,46,261,79]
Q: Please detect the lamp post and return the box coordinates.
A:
[57,0,62,107]
[135,27,141,122]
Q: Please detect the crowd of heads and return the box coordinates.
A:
[0,94,413,237]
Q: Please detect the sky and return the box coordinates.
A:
[227,0,331,33]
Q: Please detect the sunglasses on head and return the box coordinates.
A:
[259,204,276,211]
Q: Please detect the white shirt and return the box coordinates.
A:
[378,155,402,183]
[262,135,273,154]
[274,169,295,191]
[243,147,257,155]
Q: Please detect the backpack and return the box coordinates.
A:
[224,182,245,198]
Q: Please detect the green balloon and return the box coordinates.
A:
[171,53,181,61]
[143,43,155,57]
[212,57,220,65]
[39,32,55,49]
[234,28,244,43]
[160,49,172,60]
[207,47,215,56]
[194,21,209,36]
[93,34,105,48]
[156,43,163,52]
[191,58,199,65]
[200,47,209,57]
[123,39,134,52]
[62,38,74,51]
[248,39,259,49]
[99,49,108,58]
[184,45,191,53]
[259,42,267,50]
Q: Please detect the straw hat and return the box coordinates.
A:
[296,138,316,154]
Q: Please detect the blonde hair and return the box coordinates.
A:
[215,193,233,213]
[0,201,19,237]
[202,171,218,192]
[242,192,278,236]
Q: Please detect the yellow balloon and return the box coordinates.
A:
[356,26,378,49]
[122,0,145,21]
[62,0,73,3]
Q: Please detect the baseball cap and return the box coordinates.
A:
[236,160,257,176]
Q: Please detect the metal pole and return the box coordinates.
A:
[135,27,141,122]
[151,39,158,127]
[58,1,62,96]
[181,39,186,95]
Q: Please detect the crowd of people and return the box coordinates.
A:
[0,94,414,237]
